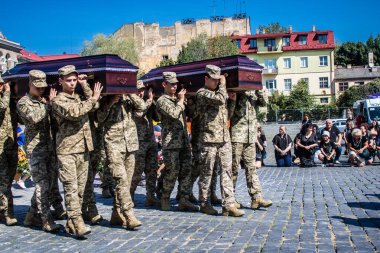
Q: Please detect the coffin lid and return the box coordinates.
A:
[2,54,139,79]
[141,55,263,82]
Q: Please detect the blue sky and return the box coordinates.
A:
[2,0,379,55]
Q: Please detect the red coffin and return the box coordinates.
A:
[2,54,139,97]
[140,55,263,94]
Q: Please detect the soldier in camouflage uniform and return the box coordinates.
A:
[51,65,102,238]
[155,72,198,212]
[130,81,159,206]
[0,76,18,226]
[97,92,145,230]
[17,70,61,232]
[195,65,244,217]
[230,89,272,210]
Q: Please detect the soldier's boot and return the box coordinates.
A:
[210,193,222,205]
[71,216,91,238]
[178,195,199,212]
[251,198,272,209]
[222,206,245,217]
[234,200,242,209]
[42,215,60,233]
[123,209,142,230]
[160,197,171,211]
[65,219,75,234]
[200,204,218,215]
[102,188,112,198]
[24,211,41,227]
[145,194,158,207]
[188,193,198,204]
[3,211,18,226]
[87,209,103,225]
[52,204,67,220]
[109,207,127,228]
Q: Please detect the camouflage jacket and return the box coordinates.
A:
[156,95,190,150]
[0,91,17,151]
[230,90,267,144]
[195,82,235,143]
[134,98,158,144]
[98,94,145,153]
[51,92,97,155]
[17,94,53,154]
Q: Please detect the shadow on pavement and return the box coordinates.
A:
[332,216,380,228]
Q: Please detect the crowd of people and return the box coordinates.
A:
[272,114,380,168]
[0,65,272,239]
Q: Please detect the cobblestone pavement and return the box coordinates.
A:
[0,124,379,252]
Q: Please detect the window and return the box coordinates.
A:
[355,81,365,86]
[320,98,329,104]
[162,55,169,60]
[284,79,292,91]
[264,39,276,47]
[300,57,308,68]
[339,82,349,92]
[319,56,328,66]
[265,80,277,90]
[319,77,329,88]
[249,39,257,49]
[264,59,277,69]
[300,78,309,84]
[318,34,327,44]
[283,58,291,69]
[236,40,241,49]
[299,35,307,45]
[282,37,290,46]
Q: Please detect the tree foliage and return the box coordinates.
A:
[336,79,380,107]
[81,34,140,65]
[176,34,239,64]
[157,57,176,68]
[335,34,380,66]
[258,22,288,34]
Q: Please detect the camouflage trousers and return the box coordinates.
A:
[28,151,62,219]
[161,148,192,199]
[82,150,101,214]
[57,153,89,219]
[198,142,235,208]
[191,150,218,195]
[0,148,17,215]
[106,149,135,212]
[232,142,262,200]
[131,141,158,197]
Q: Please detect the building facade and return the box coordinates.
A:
[233,26,335,104]
[0,32,23,73]
[113,17,251,71]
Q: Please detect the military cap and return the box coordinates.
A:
[162,72,179,84]
[137,80,145,89]
[58,65,78,76]
[0,75,4,84]
[205,65,221,79]
[29,70,48,87]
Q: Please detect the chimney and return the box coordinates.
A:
[369,51,374,68]
[256,28,259,35]
[289,25,292,33]
[262,28,266,34]
[312,25,316,32]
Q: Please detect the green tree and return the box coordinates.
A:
[335,41,368,66]
[258,22,288,34]
[367,34,380,65]
[207,36,239,58]
[336,79,380,107]
[285,80,315,110]
[81,34,139,65]
[269,90,288,110]
[157,57,176,67]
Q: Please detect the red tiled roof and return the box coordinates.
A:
[232,30,335,54]
[18,49,80,62]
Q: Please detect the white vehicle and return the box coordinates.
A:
[353,96,380,125]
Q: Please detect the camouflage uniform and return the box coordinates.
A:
[156,94,192,200]
[98,94,145,215]
[130,96,158,200]
[195,66,237,209]
[0,82,18,222]
[230,90,267,200]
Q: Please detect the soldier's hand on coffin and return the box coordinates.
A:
[178,89,186,102]
[49,88,57,102]
[3,82,10,92]
[92,82,103,100]
[148,88,153,100]
[228,92,237,101]
[78,74,88,85]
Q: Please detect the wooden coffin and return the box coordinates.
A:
[2,54,139,97]
[140,55,263,95]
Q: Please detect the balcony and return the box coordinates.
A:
[257,46,283,54]
[262,68,278,74]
